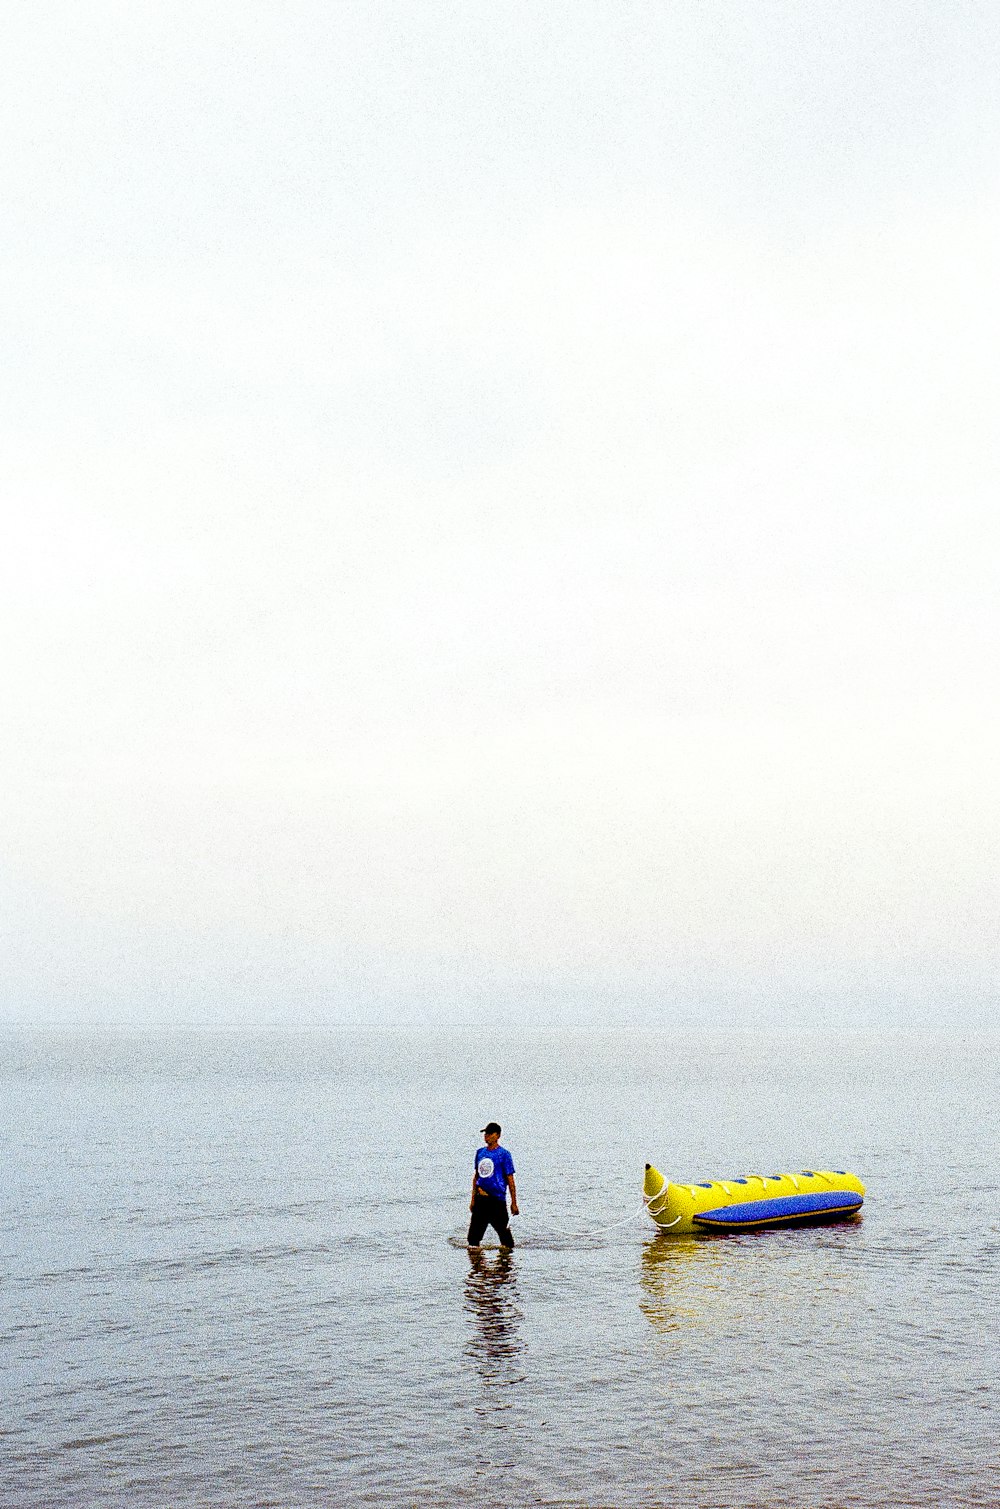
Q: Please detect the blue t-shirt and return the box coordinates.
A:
[473,1144,515,1200]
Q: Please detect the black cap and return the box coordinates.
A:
[480,1121,502,1136]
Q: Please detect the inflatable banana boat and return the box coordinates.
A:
[643,1163,865,1233]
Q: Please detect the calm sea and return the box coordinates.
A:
[2,1026,997,1507]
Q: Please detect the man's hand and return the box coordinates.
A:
[510,1201,519,1216]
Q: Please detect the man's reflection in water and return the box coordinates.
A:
[463,1247,525,1391]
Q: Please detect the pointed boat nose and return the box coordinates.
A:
[643,1164,666,1199]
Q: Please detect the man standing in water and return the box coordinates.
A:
[468,1122,519,1248]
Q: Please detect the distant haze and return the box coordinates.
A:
[3,3,999,1026]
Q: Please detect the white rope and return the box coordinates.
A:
[644,1191,683,1229]
[648,1208,682,1228]
[543,1198,649,1238]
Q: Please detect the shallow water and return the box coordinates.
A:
[2,1026,998,1506]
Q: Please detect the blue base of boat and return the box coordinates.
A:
[692,1191,863,1229]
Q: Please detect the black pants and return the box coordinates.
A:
[467,1193,514,1247]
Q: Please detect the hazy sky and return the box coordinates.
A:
[4,3,999,1026]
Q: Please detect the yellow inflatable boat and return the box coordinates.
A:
[643,1163,865,1233]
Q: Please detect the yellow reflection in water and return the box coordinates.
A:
[639,1233,732,1334]
[640,1224,864,1337]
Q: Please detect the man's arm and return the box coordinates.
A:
[470,1174,478,1212]
[506,1172,519,1216]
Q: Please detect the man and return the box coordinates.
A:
[468,1121,519,1248]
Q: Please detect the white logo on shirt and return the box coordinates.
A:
[477,1157,495,1178]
